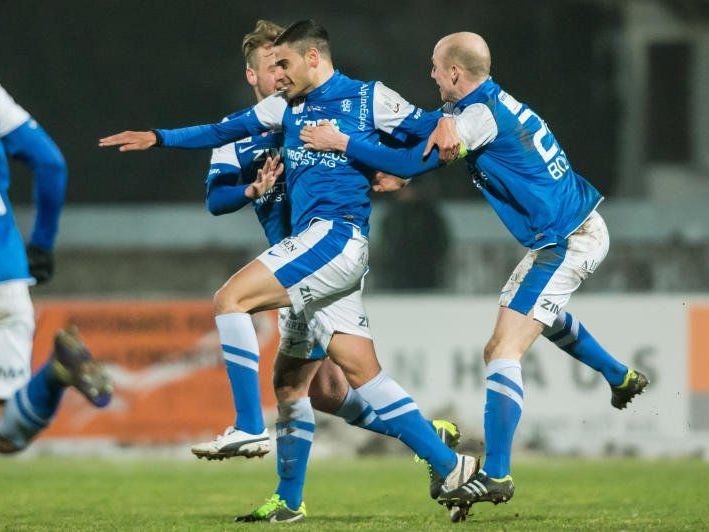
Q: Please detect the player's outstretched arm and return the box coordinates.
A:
[100,95,288,151]
[2,120,67,284]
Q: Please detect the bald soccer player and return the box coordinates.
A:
[300,32,648,520]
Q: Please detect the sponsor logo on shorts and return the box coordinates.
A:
[358,315,369,328]
[299,286,314,304]
[540,298,562,315]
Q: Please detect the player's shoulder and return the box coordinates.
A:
[0,84,31,138]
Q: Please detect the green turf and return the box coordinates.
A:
[1,456,707,530]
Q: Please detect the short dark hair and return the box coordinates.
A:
[242,19,285,68]
[274,19,331,58]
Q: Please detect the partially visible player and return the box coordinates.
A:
[299,32,648,519]
[100,19,479,522]
[188,21,460,523]
[0,84,112,453]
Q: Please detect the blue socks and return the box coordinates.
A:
[544,310,627,386]
[483,359,524,479]
[0,360,65,450]
[215,313,265,435]
[356,371,457,477]
[275,398,315,510]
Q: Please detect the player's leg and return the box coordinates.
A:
[538,213,648,408]
[309,289,476,490]
[0,284,112,453]
[236,354,320,523]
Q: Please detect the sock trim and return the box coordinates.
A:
[487,373,524,398]
[15,389,48,428]
[374,396,414,416]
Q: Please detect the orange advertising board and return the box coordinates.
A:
[32,300,278,444]
[690,305,709,393]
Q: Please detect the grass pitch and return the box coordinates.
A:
[1,456,707,530]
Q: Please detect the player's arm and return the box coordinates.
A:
[0,105,67,284]
[99,94,288,151]
[204,143,251,216]
[372,82,441,142]
[301,121,442,178]
[426,103,498,162]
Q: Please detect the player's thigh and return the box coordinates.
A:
[257,219,369,315]
[498,211,609,329]
[306,289,378,388]
[214,259,290,315]
[309,358,350,414]
[0,281,34,401]
[273,352,322,402]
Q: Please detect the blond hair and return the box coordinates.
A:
[242,19,285,67]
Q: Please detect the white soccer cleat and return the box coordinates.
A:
[191,426,270,460]
[440,453,480,495]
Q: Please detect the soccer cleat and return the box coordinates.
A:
[430,453,480,511]
[52,328,113,408]
[235,494,306,523]
[422,419,463,499]
[191,426,270,460]
[611,369,649,410]
[439,470,515,521]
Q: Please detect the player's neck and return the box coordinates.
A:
[303,64,336,95]
[452,77,486,102]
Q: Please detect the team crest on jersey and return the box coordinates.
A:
[341,99,352,113]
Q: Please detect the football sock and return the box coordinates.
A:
[544,310,627,386]
[215,313,265,434]
[0,360,65,450]
[356,371,457,477]
[483,359,523,479]
[275,397,315,510]
[334,387,394,436]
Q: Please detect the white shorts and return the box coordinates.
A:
[277,308,324,360]
[259,219,371,349]
[0,281,34,400]
[499,210,609,327]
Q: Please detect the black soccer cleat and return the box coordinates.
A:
[439,470,515,510]
[611,369,649,410]
[53,328,113,408]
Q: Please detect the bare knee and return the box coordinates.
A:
[213,282,250,315]
[309,361,350,415]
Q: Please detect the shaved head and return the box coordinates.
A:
[435,32,491,81]
[430,32,491,102]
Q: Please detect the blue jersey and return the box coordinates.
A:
[205,111,289,246]
[344,78,602,250]
[157,71,440,237]
[0,85,67,283]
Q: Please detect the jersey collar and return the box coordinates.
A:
[305,70,342,100]
[454,76,495,111]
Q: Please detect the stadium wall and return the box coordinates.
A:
[31,295,708,458]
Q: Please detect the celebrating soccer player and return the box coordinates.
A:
[299,31,649,520]
[100,20,475,522]
[0,84,112,454]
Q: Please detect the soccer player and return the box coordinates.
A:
[100,19,478,521]
[299,32,649,517]
[0,84,112,454]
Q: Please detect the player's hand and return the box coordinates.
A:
[246,155,283,199]
[26,244,54,285]
[371,172,409,193]
[98,131,157,151]
[423,117,460,163]
[300,120,349,152]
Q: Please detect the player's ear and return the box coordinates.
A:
[245,67,257,87]
[305,47,319,67]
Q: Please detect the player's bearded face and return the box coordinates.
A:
[274,44,311,100]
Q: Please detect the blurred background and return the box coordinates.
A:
[2,0,708,458]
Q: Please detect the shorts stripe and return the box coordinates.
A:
[274,223,352,288]
[508,242,568,316]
